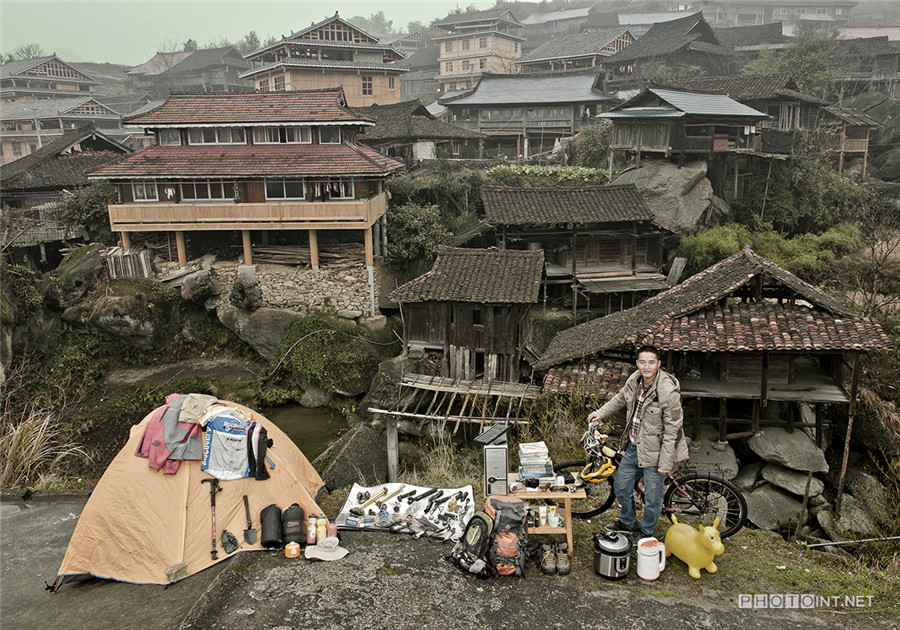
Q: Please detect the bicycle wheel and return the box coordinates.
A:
[553,460,616,518]
[663,474,747,539]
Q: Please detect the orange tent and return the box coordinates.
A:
[53,399,325,588]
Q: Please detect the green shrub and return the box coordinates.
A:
[485,164,609,188]
[384,203,452,273]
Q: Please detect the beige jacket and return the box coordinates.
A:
[596,368,689,471]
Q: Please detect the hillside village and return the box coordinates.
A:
[1,0,900,604]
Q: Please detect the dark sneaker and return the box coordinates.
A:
[605,519,639,533]
[540,543,557,575]
[556,543,571,576]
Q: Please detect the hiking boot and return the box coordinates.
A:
[605,519,639,533]
[540,543,557,575]
[556,543,571,576]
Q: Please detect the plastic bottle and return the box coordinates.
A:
[306,515,317,545]
[316,514,327,542]
[327,522,338,538]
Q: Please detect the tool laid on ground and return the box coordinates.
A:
[350,486,389,516]
[408,487,438,504]
[242,495,257,545]
[201,478,222,560]
[396,489,417,502]
[375,485,406,507]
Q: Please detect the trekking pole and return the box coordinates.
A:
[202,478,222,560]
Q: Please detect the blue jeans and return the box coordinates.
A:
[613,442,665,536]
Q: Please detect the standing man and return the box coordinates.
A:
[587,345,689,538]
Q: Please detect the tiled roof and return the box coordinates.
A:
[124,90,373,126]
[352,101,484,141]
[390,247,543,304]
[435,8,520,28]
[542,361,633,397]
[535,245,892,368]
[441,72,610,106]
[823,106,882,127]
[1,124,130,190]
[605,13,729,64]
[0,97,120,120]
[834,36,898,58]
[289,13,380,43]
[126,52,192,75]
[165,47,249,74]
[714,23,785,49]
[518,29,631,63]
[482,185,653,225]
[677,74,826,104]
[602,88,768,119]
[522,7,591,25]
[397,47,439,70]
[87,143,404,179]
[0,54,98,83]
[240,57,408,78]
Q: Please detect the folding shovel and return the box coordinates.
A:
[242,495,257,545]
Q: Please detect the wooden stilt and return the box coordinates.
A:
[836,354,860,516]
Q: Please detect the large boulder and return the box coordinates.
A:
[41,244,105,310]
[684,424,739,479]
[816,495,880,541]
[732,461,764,492]
[180,268,221,306]
[611,160,721,232]
[229,265,262,310]
[745,483,807,531]
[314,424,387,489]
[760,463,824,497]
[217,304,301,361]
[86,278,182,348]
[300,383,332,409]
[747,427,828,473]
[845,468,893,530]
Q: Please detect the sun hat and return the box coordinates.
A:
[304,536,349,561]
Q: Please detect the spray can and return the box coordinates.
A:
[306,515,317,545]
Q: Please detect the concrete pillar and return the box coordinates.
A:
[309,229,319,270]
[241,230,252,266]
[175,231,187,267]
[121,232,132,249]
[373,221,382,257]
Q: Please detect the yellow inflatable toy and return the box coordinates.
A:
[664,516,724,579]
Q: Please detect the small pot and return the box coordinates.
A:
[593,532,631,579]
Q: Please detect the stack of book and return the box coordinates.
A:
[518,441,554,480]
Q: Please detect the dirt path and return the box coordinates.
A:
[102,358,264,386]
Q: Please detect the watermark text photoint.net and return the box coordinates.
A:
[739,594,875,609]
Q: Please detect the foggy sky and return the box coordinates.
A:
[1,0,495,66]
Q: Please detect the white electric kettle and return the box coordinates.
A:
[636,536,666,581]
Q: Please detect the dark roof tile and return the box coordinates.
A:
[481,185,654,225]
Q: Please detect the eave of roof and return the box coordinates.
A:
[239,58,408,79]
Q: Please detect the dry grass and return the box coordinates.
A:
[0,403,92,489]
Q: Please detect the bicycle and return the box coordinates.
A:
[553,428,748,539]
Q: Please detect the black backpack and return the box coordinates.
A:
[282,504,305,545]
[449,511,494,577]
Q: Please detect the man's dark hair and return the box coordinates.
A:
[636,345,661,361]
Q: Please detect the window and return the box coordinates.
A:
[462,60,472,71]
[29,144,37,153]
[362,75,373,96]
[314,179,353,199]
[462,39,470,51]
[816,7,826,13]
[798,7,806,13]
[388,76,395,89]
[835,7,843,14]
[265,178,306,200]
[11,141,22,156]
[319,127,341,143]
[274,76,285,91]
[514,43,519,52]
[252,127,311,144]
[445,61,454,72]
[132,181,158,201]
[780,7,787,14]
[159,129,181,145]
[479,58,487,69]
[452,142,460,156]
[259,79,269,92]
[479,37,487,48]
[181,180,233,201]
[187,127,246,144]
[445,42,453,52]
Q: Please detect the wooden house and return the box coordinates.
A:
[440,71,613,158]
[125,47,252,99]
[1,124,131,267]
[481,184,671,315]
[241,13,406,107]
[88,89,404,313]
[601,13,734,90]
[821,106,881,178]
[599,87,768,166]
[832,36,899,99]
[0,55,99,105]
[516,29,635,74]
[433,8,524,94]
[390,247,544,381]
[536,245,894,444]
[713,22,787,60]
[352,100,483,161]
[0,97,124,165]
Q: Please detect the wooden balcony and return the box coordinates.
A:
[108,192,388,233]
